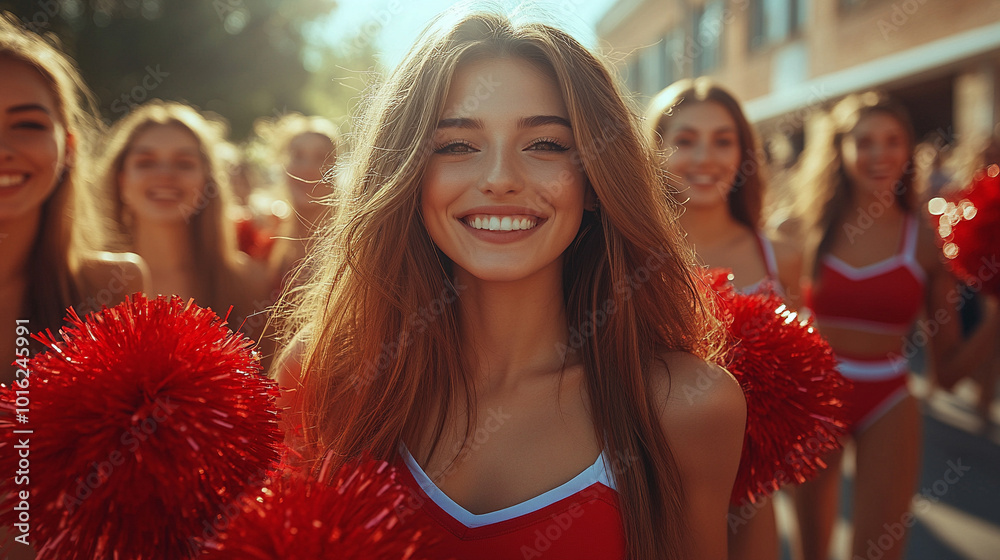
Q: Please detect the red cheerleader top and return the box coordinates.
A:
[396,444,626,559]
[803,215,925,335]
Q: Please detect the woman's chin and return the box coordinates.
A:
[682,193,728,211]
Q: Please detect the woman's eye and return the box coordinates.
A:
[434,140,478,154]
[12,121,48,131]
[527,138,569,152]
[673,137,694,147]
[716,137,736,148]
[175,160,198,170]
[135,159,156,169]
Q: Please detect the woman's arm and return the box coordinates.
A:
[230,254,280,372]
[654,351,747,559]
[271,331,308,450]
[771,235,805,311]
[918,223,1000,390]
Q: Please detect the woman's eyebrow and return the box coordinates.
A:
[127,146,201,157]
[437,117,483,129]
[672,124,737,134]
[435,115,572,130]
[7,103,52,115]
[518,115,571,129]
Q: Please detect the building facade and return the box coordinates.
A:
[598,0,1000,166]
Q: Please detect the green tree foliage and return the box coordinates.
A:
[298,30,380,136]
[2,0,339,137]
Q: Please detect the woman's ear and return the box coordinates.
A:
[584,187,599,212]
[64,131,76,170]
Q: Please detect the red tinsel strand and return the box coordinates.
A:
[932,165,1000,297]
[198,454,443,559]
[0,294,283,559]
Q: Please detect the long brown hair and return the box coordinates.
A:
[275,10,725,559]
[95,101,253,325]
[0,13,104,333]
[794,91,916,277]
[646,77,766,230]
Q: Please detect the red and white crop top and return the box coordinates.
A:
[396,444,626,559]
[803,216,925,335]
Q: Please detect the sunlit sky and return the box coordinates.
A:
[311,0,618,69]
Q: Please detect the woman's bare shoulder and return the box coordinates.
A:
[233,252,275,302]
[768,233,803,274]
[649,350,746,439]
[768,235,802,265]
[77,251,149,301]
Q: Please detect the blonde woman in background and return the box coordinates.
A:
[255,113,340,291]
[95,101,272,365]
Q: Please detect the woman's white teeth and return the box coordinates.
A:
[467,215,538,231]
[0,174,28,188]
[148,187,183,201]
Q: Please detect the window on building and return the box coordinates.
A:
[840,0,873,10]
[693,0,723,76]
[748,0,806,50]
[626,56,640,95]
[640,42,664,97]
[796,0,809,29]
[638,28,684,96]
[629,28,685,98]
[662,28,684,88]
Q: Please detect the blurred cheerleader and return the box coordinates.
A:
[0,13,148,559]
[274,8,746,560]
[794,92,999,560]
[647,78,803,560]
[647,79,803,301]
[923,132,1000,426]
[94,101,272,362]
[0,14,147,388]
[256,113,340,291]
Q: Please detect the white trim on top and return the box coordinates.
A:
[399,444,615,529]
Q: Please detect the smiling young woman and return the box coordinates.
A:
[647,78,803,301]
[94,101,272,363]
[794,92,999,560]
[274,8,746,559]
[647,78,805,560]
[419,57,587,286]
[0,15,147,390]
[0,15,149,558]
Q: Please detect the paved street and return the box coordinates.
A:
[777,375,1000,560]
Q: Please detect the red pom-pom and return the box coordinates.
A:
[199,455,441,559]
[702,269,851,505]
[0,294,283,559]
[931,165,1000,297]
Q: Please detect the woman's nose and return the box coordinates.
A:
[480,147,522,196]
